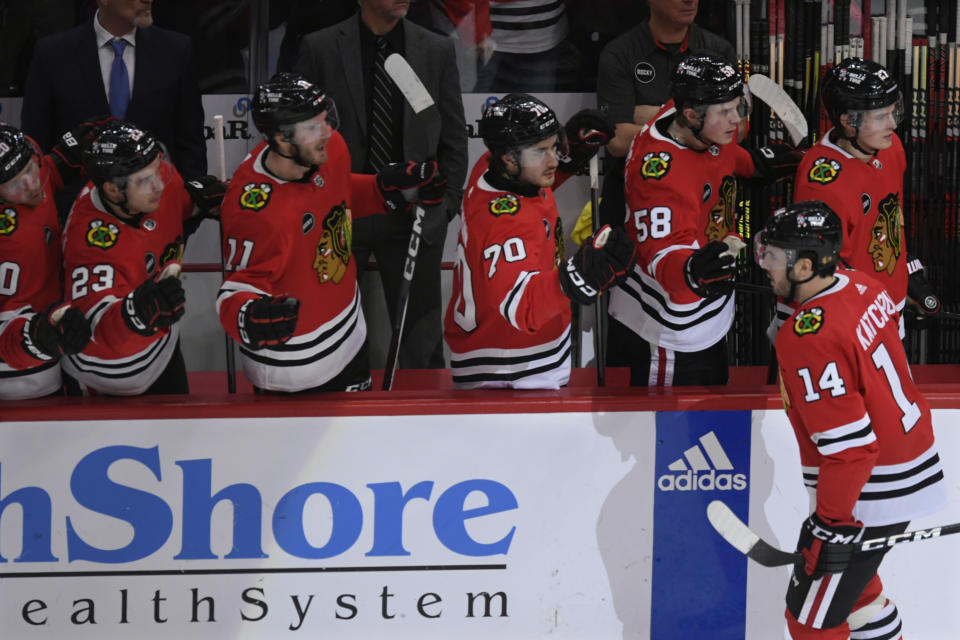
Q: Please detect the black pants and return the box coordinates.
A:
[352,211,446,370]
[64,341,189,396]
[254,341,372,394]
[606,317,729,386]
[786,521,908,632]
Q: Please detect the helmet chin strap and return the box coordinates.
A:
[268,138,317,172]
[784,264,818,303]
[833,123,879,156]
[99,185,138,222]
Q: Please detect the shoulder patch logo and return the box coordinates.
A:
[634,61,655,84]
[240,183,272,211]
[640,151,671,180]
[86,219,119,250]
[861,193,872,214]
[489,193,520,216]
[0,208,17,235]
[793,306,824,336]
[808,157,841,184]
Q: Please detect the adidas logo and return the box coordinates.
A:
[657,431,747,492]
[856,283,868,294]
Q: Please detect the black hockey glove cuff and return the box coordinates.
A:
[906,254,941,316]
[185,175,228,216]
[795,512,863,577]
[22,304,91,360]
[238,295,300,350]
[122,276,186,336]
[50,114,116,183]
[559,225,637,305]
[559,109,614,174]
[746,141,804,182]
[376,161,442,213]
[685,241,737,298]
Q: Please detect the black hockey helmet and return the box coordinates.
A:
[478,93,564,153]
[671,52,745,110]
[83,120,161,187]
[821,58,901,127]
[252,72,338,138]
[755,200,843,277]
[0,125,37,185]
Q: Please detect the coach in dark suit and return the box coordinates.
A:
[294,0,468,370]
[21,0,206,203]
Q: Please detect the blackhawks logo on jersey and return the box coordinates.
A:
[808,157,841,184]
[553,217,565,268]
[0,208,17,235]
[870,193,903,275]
[640,151,671,180]
[489,193,520,216]
[86,219,119,250]
[794,307,824,336]
[705,176,737,242]
[313,203,351,285]
[239,183,273,211]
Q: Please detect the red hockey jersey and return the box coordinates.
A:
[0,154,65,399]
[444,153,571,389]
[60,167,194,395]
[794,131,908,312]
[777,270,944,526]
[216,134,386,392]
[609,105,755,351]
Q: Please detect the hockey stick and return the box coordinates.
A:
[589,154,605,386]
[213,114,237,394]
[707,500,960,568]
[381,54,435,391]
[747,74,809,145]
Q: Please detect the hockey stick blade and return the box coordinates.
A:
[748,74,809,146]
[384,54,434,114]
[707,500,801,567]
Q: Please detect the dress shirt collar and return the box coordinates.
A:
[93,9,136,49]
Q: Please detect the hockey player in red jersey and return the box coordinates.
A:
[609,51,798,386]
[756,201,945,640]
[61,121,225,395]
[444,93,635,388]
[793,58,939,333]
[0,119,116,400]
[217,73,446,393]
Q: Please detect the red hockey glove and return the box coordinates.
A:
[122,276,186,336]
[685,241,737,298]
[795,512,863,577]
[560,109,615,174]
[906,254,941,316]
[23,304,91,359]
[376,160,442,213]
[746,141,804,181]
[559,225,637,305]
[185,175,228,216]
[238,295,300,350]
[50,114,116,182]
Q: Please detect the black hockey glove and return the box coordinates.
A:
[906,254,941,316]
[238,295,300,350]
[185,175,228,216]
[559,225,637,305]
[50,114,116,182]
[560,109,615,174]
[795,512,863,577]
[376,160,443,213]
[746,141,804,181]
[22,304,91,360]
[684,241,737,298]
[122,276,186,336]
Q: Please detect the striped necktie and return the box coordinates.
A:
[368,37,394,172]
